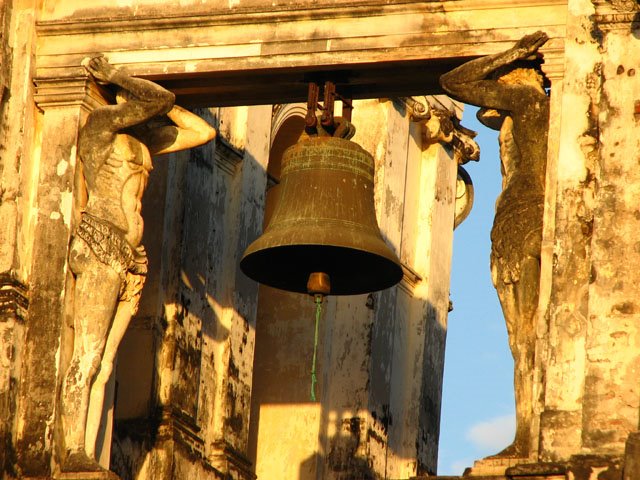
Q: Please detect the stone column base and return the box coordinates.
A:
[56,472,120,480]
[412,456,623,480]
[463,457,529,477]
[23,471,121,480]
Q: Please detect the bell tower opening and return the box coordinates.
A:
[247,105,324,479]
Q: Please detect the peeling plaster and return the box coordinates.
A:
[56,159,68,176]
[60,189,73,227]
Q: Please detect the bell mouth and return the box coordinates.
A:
[240,243,403,295]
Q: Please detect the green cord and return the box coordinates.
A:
[310,295,322,402]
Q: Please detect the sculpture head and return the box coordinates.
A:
[494,61,546,94]
[477,61,547,130]
[115,88,132,104]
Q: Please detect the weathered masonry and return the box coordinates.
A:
[1,1,640,479]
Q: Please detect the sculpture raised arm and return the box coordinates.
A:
[440,31,548,111]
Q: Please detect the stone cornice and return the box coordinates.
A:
[158,406,204,456]
[209,440,256,480]
[36,0,568,35]
[610,0,640,11]
[399,95,477,230]
[33,77,106,111]
[35,2,457,35]
[592,0,640,27]
[0,274,29,323]
[592,0,639,12]
[214,137,244,176]
[34,0,567,107]
[401,96,480,165]
[399,96,454,145]
[594,12,640,28]
[451,123,481,166]
[398,263,423,296]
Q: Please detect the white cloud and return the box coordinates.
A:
[465,413,515,452]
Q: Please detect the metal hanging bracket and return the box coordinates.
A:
[304,81,353,137]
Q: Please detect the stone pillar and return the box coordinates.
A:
[538,0,600,462]
[530,39,567,466]
[383,96,478,478]
[205,106,269,479]
[538,1,640,472]
[357,98,409,480]
[581,0,640,455]
[0,1,36,475]
[14,78,101,476]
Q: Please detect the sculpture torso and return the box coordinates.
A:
[491,93,549,285]
[83,132,151,248]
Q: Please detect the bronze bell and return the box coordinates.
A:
[240,135,403,295]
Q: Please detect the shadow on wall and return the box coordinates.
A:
[108,105,263,479]
[249,292,448,479]
[313,417,377,480]
[247,102,451,479]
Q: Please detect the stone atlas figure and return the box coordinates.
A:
[440,31,550,457]
[61,56,216,471]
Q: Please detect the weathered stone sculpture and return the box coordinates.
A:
[61,56,216,472]
[440,31,550,458]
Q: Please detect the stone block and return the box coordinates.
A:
[55,472,120,480]
[623,432,640,480]
[568,455,623,480]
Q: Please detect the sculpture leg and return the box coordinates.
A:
[493,280,523,457]
[85,271,145,458]
[512,255,540,456]
[493,255,540,458]
[61,240,121,471]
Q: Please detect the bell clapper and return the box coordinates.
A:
[307,272,330,401]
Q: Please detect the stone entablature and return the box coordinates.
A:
[35,0,568,106]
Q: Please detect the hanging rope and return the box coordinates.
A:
[310,294,322,401]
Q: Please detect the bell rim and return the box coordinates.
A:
[241,221,400,265]
[240,243,403,295]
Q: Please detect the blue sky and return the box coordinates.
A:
[437,106,516,475]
